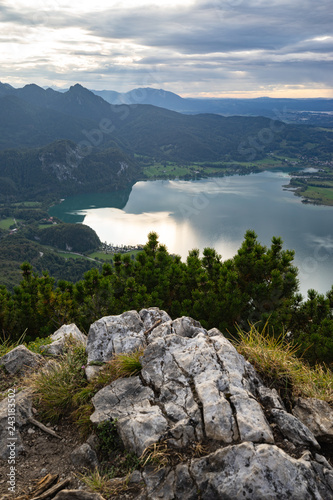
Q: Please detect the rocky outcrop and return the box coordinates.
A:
[89,308,333,499]
[0,309,332,499]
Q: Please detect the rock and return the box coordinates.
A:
[0,389,33,460]
[86,308,172,365]
[85,364,103,382]
[139,307,172,329]
[86,310,146,363]
[41,323,87,356]
[172,316,207,338]
[128,470,143,485]
[90,377,169,456]
[53,491,106,500]
[70,443,99,472]
[140,442,333,499]
[292,398,333,442]
[146,320,173,343]
[86,433,100,452]
[85,310,333,498]
[0,345,44,375]
[271,408,320,449]
[190,442,333,500]
[257,386,286,411]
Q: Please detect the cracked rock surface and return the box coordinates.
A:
[88,308,333,499]
[142,443,333,500]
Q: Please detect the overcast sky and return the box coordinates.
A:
[1,0,332,97]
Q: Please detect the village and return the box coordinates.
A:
[100,241,144,255]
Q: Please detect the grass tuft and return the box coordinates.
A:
[111,349,143,378]
[29,338,87,423]
[233,323,333,404]
[79,468,129,497]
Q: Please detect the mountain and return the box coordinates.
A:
[0,82,332,201]
[93,87,186,109]
[91,86,333,125]
[0,139,138,201]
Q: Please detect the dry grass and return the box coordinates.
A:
[79,469,130,498]
[233,323,333,404]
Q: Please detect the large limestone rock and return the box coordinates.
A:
[88,310,333,498]
[91,323,274,454]
[41,323,87,356]
[142,443,333,499]
[0,345,44,375]
[292,398,333,442]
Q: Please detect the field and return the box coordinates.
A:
[301,185,333,206]
[142,157,300,180]
[88,249,142,260]
[0,218,17,229]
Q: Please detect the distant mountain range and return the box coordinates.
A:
[0,81,332,201]
[90,87,333,126]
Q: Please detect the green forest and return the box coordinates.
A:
[0,231,332,366]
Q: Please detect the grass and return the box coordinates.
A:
[301,185,333,205]
[233,323,333,404]
[88,251,115,261]
[29,339,88,423]
[29,342,144,435]
[56,251,88,260]
[0,331,52,357]
[0,217,17,230]
[88,250,141,261]
[79,468,132,498]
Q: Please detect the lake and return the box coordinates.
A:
[50,171,333,297]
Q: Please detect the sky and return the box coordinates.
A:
[0,0,332,98]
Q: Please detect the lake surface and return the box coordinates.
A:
[50,171,333,297]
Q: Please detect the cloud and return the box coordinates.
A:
[0,0,332,96]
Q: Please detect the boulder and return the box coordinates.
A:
[86,310,146,364]
[292,398,333,442]
[257,386,286,411]
[70,443,99,472]
[86,308,172,364]
[41,323,87,356]
[0,345,44,375]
